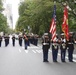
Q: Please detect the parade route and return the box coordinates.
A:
[0,40,76,75]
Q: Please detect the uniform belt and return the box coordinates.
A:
[68,43,73,44]
[52,43,58,46]
[43,43,49,45]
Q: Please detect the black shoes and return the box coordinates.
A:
[69,60,74,62]
[53,60,57,62]
[43,60,49,62]
[61,60,66,62]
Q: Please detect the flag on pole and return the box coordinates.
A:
[49,5,57,42]
[62,6,69,40]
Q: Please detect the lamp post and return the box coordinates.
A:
[23,29,26,35]
[28,26,30,34]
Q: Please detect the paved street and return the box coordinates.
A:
[0,39,76,75]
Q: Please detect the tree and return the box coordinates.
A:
[0,0,10,34]
[16,0,76,36]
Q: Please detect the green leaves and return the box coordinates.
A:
[0,0,10,33]
[16,0,76,36]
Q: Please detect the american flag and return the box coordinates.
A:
[49,5,57,42]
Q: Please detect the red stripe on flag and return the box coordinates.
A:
[49,5,57,42]
[62,6,69,40]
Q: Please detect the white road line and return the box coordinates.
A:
[58,53,76,62]
[73,54,76,58]
[22,46,76,62]
[24,50,28,53]
[22,46,38,49]
[32,50,36,53]
[65,56,76,62]
[39,50,42,53]
[19,49,21,53]
[30,46,38,48]
[72,59,76,62]
[36,50,41,53]
[49,49,76,62]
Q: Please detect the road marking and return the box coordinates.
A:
[72,59,76,62]
[49,49,76,62]
[30,46,39,48]
[24,50,28,53]
[32,50,36,53]
[39,50,42,53]
[73,54,76,58]
[19,49,21,53]
[36,50,41,53]
[22,46,39,49]
[22,46,76,62]
[65,54,76,62]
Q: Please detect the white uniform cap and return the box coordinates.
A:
[61,33,64,36]
[69,32,73,34]
[44,33,48,36]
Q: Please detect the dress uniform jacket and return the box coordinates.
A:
[4,35,9,46]
[60,38,67,50]
[52,42,59,50]
[67,39,74,50]
[19,35,23,46]
[60,38,67,62]
[67,37,74,62]
[42,35,50,62]
[24,35,28,49]
[12,36,15,46]
[51,39,59,62]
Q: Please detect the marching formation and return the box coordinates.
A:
[0,33,38,49]
[0,32,76,63]
[42,32,76,62]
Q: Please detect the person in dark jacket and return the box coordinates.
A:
[23,34,28,50]
[34,34,38,46]
[42,33,50,62]
[60,33,67,62]
[18,34,23,46]
[12,35,15,46]
[4,34,10,47]
[67,32,75,62]
[51,35,59,62]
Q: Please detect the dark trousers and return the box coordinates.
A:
[27,40,30,46]
[43,48,49,61]
[61,49,66,62]
[24,41,28,49]
[5,40,8,46]
[19,40,22,46]
[68,49,74,61]
[0,41,1,47]
[52,49,58,62]
[12,40,15,46]
[34,39,38,46]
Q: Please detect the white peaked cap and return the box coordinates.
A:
[61,33,64,35]
[44,33,48,36]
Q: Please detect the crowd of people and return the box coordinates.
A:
[0,33,39,49]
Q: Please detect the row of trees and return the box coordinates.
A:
[0,0,12,34]
[16,0,76,36]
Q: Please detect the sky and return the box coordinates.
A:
[5,0,20,29]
